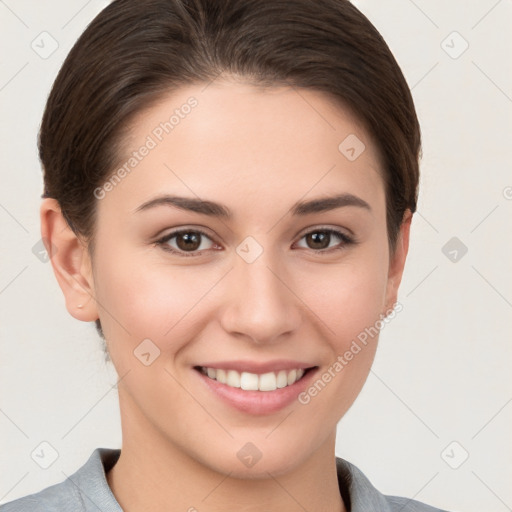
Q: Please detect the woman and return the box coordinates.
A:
[0,0,451,510]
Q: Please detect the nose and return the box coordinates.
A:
[219,245,302,345]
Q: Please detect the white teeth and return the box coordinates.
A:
[199,367,307,391]
[240,372,259,390]
[258,372,277,391]
[216,369,227,384]
[276,370,288,388]
[226,370,241,388]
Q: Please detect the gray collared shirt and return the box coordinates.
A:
[0,448,450,511]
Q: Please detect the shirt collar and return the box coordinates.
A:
[72,447,393,512]
[336,456,395,511]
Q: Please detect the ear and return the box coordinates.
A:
[40,198,99,322]
[383,209,413,313]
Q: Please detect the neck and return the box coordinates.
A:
[107,393,346,512]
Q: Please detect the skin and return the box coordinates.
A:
[41,78,411,512]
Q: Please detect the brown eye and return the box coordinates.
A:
[305,231,331,250]
[296,228,354,253]
[175,232,202,251]
[156,229,216,256]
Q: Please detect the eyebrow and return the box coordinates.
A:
[134,193,371,218]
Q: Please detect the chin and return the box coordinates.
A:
[191,436,316,480]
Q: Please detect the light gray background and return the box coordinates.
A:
[1,1,511,511]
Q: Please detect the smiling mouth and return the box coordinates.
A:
[194,366,317,392]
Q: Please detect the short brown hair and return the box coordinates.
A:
[39,0,421,348]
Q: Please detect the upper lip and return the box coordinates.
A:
[195,360,317,374]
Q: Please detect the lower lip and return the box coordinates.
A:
[194,367,318,415]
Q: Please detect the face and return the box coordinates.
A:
[55,80,409,478]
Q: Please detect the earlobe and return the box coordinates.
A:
[40,198,99,322]
[384,209,413,312]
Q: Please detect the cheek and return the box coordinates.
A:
[306,251,389,349]
[295,256,389,417]
[93,224,390,362]
[92,242,221,355]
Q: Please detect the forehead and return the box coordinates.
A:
[101,80,385,219]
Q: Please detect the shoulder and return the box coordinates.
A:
[336,457,452,512]
[0,478,81,512]
[0,448,121,512]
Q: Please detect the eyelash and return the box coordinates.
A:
[154,227,356,258]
